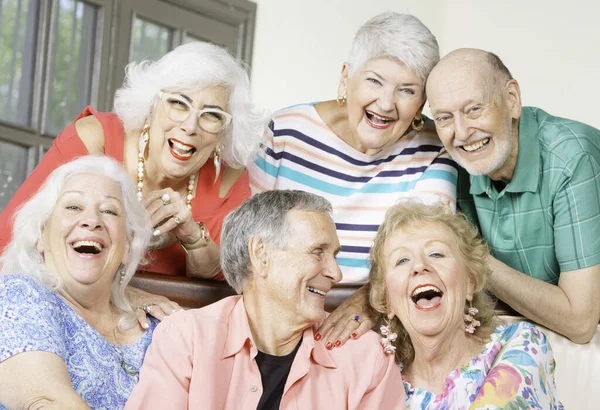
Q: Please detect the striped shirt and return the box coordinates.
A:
[458,107,600,284]
[248,104,458,282]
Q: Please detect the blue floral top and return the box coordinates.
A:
[404,322,563,409]
[0,274,158,409]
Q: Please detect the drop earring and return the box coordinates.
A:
[213,144,222,184]
[464,301,480,334]
[380,319,398,355]
[118,265,126,285]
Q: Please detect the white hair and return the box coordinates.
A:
[0,156,151,326]
[220,190,332,294]
[113,42,268,168]
[347,12,439,89]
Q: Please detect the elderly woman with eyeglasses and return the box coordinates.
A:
[0,156,156,409]
[0,42,266,286]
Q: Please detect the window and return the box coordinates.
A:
[0,0,257,212]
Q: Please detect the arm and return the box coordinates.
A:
[412,148,458,212]
[487,257,600,343]
[316,285,378,347]
[126,286,183,327]
[247,126,277,195]
[357,351,406,410]
[124,317,193,409]
[0,351,91,410]
[470,323,561,409]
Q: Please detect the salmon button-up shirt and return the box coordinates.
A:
[125,296,406,410]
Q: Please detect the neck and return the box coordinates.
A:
[489,119,520,183]
[243,291,305,356]
[405,328,483,393]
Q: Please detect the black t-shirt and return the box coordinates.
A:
[255,339,302,410]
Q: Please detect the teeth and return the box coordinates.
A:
[308,286,326,296]
[367,111,394,124]
[411,285,441,298]
[171,140,193,156]
[72,240,102,251]
[462,138,489,152]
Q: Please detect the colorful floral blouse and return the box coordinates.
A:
[403,322,563,409]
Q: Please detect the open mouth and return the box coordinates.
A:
[410,284,443,311]
[364,110,396,129]
[71,240,103,255]
[307,286,327,297]
[460,138,490,153]
[168,138,196,160]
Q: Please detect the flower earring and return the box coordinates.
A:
[464,301,480,334]
[380,319,398,355]
[213,144,222,184]
[336,94,347,107]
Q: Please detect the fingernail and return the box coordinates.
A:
[334,340,341,347]
[143,323,149,329]
[153,229,161,237]
[314,333,322,341]
[351,332,357,339]
[325,341,333,350]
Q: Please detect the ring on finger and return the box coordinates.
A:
[136,304,157,314]
[352,315,360,323]
[172,215,182,225]
[160,193,171,206]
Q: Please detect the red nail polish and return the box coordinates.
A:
[334,340,341,347]
[325,341,333,350]
[351,332,357,339]
[314,333,322,341]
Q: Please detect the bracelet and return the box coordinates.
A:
[178,222,210,253]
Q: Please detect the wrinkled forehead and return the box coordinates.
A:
[428,66,493,110]
[284,210,339,246]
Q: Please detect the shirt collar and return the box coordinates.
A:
[221,297,336,369]
[470,107,539,195]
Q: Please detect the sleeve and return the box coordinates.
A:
[470,323,562,410]
[0,276,67,363]
[412,148,458,213]
[353,348,406,410]
[124,315,195,409]
[553,153,600,272]
[0,122,88,252]
[247,121,278,195]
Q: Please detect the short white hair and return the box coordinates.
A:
[347,12,439,88]
[114,42,268,168]
[0,156,151,324]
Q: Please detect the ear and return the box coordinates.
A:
[121,239,131,266]
[466,276,475,302]
[337,63,350,98]
[504,79,522,120]
[248,237,269,279]
[384,293,396,320]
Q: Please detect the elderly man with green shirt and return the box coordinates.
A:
[425,48,600,344]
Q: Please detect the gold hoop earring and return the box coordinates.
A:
[336,94,347,107]
[411,117,424,131]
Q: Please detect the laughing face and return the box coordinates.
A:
[265,210,342,327]
[338,57,425,155]
[427,64,521,181]
[37,174,130,294]
[384,222,474,338]
[146,85,229,180]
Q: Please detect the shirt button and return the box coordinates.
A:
[250,385,257,392]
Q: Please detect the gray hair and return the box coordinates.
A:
[0,156,151,324]
[347,12,439,89]
[114,42,268,168]
[220,190,332,293]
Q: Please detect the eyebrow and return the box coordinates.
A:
[174,92,225,111]
[61,191,123,203]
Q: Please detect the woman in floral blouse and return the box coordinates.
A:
[369,201,563,409]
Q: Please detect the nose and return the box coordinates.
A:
[79,209,103,231]
[324,253,343,284]
[411,254,429,276]
[453,115,471,143]
[377,88,396,113]
[180,112,199,136]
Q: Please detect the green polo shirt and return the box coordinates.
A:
[458,107,600,284]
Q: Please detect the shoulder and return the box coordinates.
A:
[155,296,238,335]
[331,329,389,366]
[0,274,57,304]
[73,110,123,155]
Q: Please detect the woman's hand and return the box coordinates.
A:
[126,286,183,329]
[316,285,378,348]
[143,188,201,245]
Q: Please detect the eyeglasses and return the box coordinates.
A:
[159,91,232,133]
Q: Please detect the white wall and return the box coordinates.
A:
[251,0,600,129]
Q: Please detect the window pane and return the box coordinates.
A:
[183,33,202,44]
[0,141,28,212]
[0,0,39,127]
[45,0,98,135]
[130,17,172,63]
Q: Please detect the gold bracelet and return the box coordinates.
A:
[178,222,210,253]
